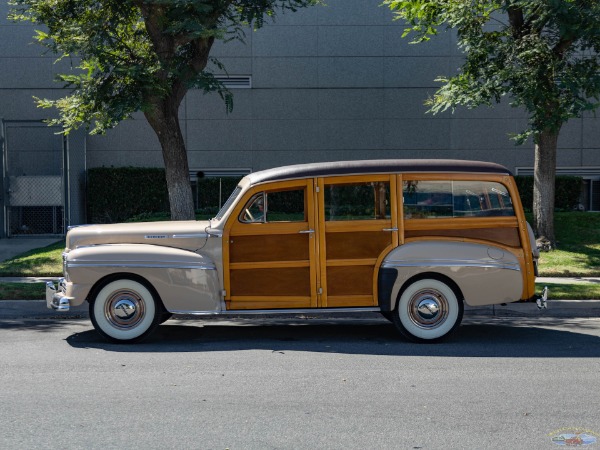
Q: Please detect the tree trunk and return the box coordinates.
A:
[533,128,559,246]
[144,99,195,221]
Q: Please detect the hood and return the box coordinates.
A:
[66,220,212,252]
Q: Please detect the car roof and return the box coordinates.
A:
[247,159,512,185]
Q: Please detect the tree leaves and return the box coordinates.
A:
[384,0,600,141]
[9,0,321,134]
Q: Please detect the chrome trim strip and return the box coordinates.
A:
[169,307,381,315]
[206,229,223,237]
[381,259,520,271]
[68,262,216,270]
[172,233,209,239]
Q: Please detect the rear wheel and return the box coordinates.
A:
[393,278,463,343]
[89,278,162,343]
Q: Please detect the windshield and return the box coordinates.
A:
[214,186,242,220]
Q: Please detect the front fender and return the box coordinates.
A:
[65,244,222,312]
[378,241,523,310]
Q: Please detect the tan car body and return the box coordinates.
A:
[47,159,541,342]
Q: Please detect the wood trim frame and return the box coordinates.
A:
[223,179,317,308]
[317,174,399,307]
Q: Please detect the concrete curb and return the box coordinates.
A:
[2,299,600,320]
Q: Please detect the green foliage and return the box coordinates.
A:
[195,176,242,210]
[384,0,600,142]
[535,212,600,276]
[9,0,321,134]
[515,176,582,211]
[87,167,169,223]
[87,167,244,223]
[0,283,46,300]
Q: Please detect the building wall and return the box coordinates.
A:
[2,0,600,226]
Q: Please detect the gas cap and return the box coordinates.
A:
[487,247,504,260]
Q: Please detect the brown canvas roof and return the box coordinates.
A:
[248,159,511,185]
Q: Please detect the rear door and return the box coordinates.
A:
[317,175,398,307]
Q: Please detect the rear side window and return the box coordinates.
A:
[324,182,390,221]
[403,181,514,219]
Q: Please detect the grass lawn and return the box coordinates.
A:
[0,240,65,277]
[534,212,600,276]
[0,282,46,300]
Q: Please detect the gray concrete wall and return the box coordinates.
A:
[1,0,600,225]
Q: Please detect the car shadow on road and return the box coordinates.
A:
[65,316,600,358]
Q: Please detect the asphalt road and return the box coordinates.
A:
[1,315,599,449]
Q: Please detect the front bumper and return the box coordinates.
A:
[45,278,74,311]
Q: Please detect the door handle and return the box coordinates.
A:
[382,228,398,232]
[298,229,315,234]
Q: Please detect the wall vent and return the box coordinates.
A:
[516,166,600,178]
[214,75,252,89]
[190,168,251,180]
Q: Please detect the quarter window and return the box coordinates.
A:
[403,181,514,218]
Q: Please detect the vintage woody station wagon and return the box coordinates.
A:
[47,159,546,343]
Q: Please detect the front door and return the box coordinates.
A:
[224,179,317,309]
[317,175,398,307]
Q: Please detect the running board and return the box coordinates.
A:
[169,307,382,316]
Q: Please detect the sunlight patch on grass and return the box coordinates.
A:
[0,241,65,277]
[537,282,600,300]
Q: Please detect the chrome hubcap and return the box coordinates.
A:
[104,289,145,330]
[408,289,449,329]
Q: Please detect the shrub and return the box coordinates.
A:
[514,175,582,211]
[87,167,243,223]
[87,167,169,223]
[194,176,243,210]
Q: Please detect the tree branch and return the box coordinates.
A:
[553,38,574,58]
[507,5,524,38]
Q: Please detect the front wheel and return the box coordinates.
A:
[392,278,463,343]
[89,278,162,343]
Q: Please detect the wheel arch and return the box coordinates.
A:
[394,272,464,312]
[379,268,464,312]
[87,272,166,312]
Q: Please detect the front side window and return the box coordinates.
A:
[403,180,514,219]
[325,182,390,221]
[239,188,306,223]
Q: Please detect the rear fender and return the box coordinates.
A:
[378,241,523,310]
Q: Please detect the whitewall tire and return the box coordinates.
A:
[393,278,463,342]
[89,278,162,343]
